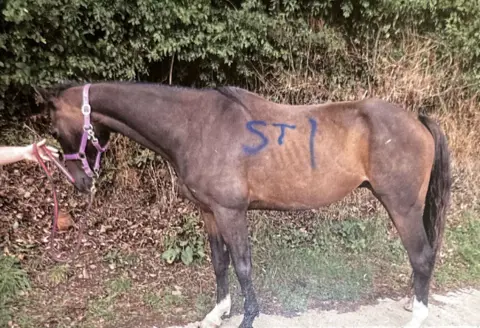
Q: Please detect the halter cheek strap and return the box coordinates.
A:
[63,84,108,177]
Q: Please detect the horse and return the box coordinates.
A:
[37,81,451,328]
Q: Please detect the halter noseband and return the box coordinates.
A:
[63,84,108,178]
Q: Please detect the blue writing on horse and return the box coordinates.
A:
[308,117,317,169]
[242,120,269,155]
[243,118,318,169]
[272,123,296,145]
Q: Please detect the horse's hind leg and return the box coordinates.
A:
[374,191,434,328]
[200,210,231,328]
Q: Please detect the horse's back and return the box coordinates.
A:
[183,91,434,211]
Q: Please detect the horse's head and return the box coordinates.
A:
[38,83,110,193]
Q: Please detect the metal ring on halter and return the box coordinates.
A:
[81,104,91,115]
[83,124,93,131]
[78,152,86,159]
[90,179,97,194]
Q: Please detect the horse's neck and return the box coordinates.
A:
[92,84,195,164]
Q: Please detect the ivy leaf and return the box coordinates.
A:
[162,247,180,264]
[181,246,193,266]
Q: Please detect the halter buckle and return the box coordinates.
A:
[81,104,91,115]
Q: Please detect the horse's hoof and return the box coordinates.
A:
[199,294,231,328]
[238,324,252,328]
[199,318,221,328]
[404,297,414,312]
[238,318,254,328]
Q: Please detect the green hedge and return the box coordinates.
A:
[1,0,478,115]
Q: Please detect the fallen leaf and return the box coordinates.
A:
[57,211,74,231]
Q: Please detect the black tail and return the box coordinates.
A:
[419,115,452,258]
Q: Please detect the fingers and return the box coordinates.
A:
[22,139,60,163]
[34,139,60,161]
[39,150,58,161]
[36,139,47,147]
[46,146,58,152]
[45,146,59,158]
[40,155,52,161]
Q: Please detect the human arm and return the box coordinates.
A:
[0,139,59,165]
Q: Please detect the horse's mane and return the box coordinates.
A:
[41,81,82,98]
[44,81,251,115]
[214,86,251,114]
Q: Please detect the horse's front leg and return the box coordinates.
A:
[211,206,259,328]
[200,211,231,328]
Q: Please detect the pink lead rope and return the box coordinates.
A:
[33,143,86,263]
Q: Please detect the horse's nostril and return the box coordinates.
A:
[80,177,92,192]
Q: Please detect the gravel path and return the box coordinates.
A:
[167,288,480,328]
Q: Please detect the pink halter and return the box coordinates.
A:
[63,84,108,177]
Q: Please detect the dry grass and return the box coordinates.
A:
[107,134,179,209]
[368,35,479,162]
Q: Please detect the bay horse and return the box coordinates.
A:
[38,82,451,328]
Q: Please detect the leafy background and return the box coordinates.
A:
[1,0,479,327]
[1,0,479,116]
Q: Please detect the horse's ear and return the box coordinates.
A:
[33,86,58,116]
[34,86,50,104]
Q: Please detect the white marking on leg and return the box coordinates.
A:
[200,294,231,328]
[403,296,429,328]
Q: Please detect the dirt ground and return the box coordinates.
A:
[167,288,480,328]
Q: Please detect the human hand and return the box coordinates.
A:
[23,139,60,163]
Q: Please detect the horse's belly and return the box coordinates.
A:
[242,116,367,210]
[247,158,365,210]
